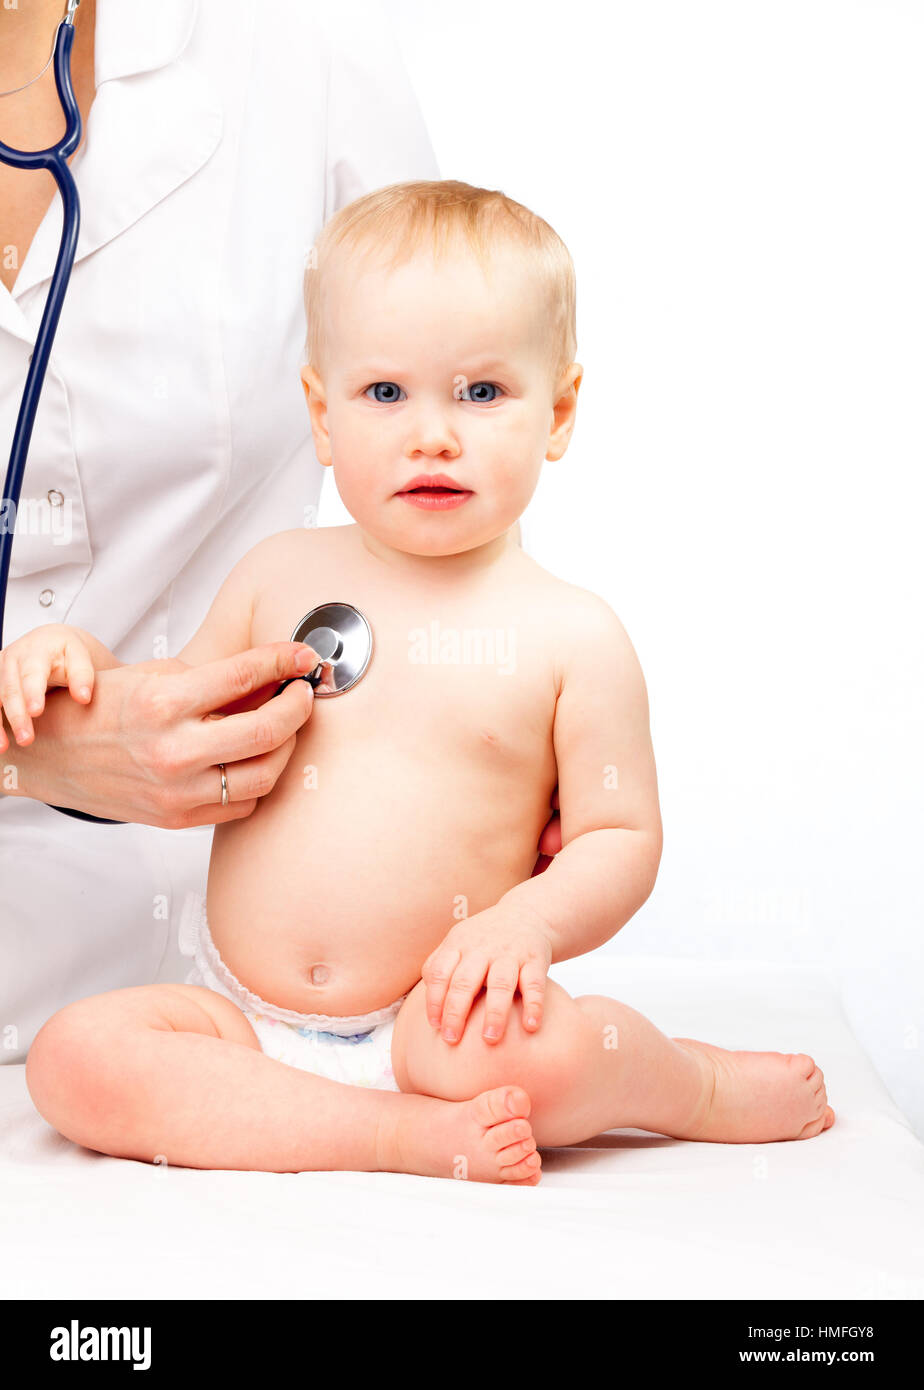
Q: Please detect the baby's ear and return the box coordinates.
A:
[300,363,322,407]
[546,363,583,462]
[300,365,332,466]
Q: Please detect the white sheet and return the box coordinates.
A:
[1,955,922,1300]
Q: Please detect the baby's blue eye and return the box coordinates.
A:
[459,381,502,403]
[364,382,405,403]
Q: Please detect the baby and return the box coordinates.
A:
[8,180,834,1184]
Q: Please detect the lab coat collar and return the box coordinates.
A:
[94,0,199,85]
[1,0,222,336]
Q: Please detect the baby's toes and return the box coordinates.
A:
[805,1062,831,1117]
[498,1148,542,1183]
[488,1117,535,1153]
[788,1052,817,1081]
[471,1084,531,1130]
[799,1088,836,1137]
[799,1109,830,1138]
[469,1086,541,1181]
[496,1134,538,1169]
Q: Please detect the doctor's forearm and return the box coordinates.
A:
[498,827,662,963]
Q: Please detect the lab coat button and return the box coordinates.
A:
[38,589,55,607]
[47,489,64,507]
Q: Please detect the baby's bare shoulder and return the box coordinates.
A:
[242,526,358,644]
[515,559,647,715]
[518,554,635,654]
[244,524,352,581]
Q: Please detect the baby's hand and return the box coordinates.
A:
[0,623,96,748]
[422,904,553,1045]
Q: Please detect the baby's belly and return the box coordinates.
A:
[205,736,554,1018]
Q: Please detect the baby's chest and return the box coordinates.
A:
[258,580,560,774]
[310,620,557,772]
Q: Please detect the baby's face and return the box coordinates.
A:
[301,244,580,558]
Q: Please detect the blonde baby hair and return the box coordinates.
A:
[303,179,577,384]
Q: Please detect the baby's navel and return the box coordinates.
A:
[309,964,331,987]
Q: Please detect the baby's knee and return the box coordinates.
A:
[478,986,596,1111]
[26,989,154,1139]
[26,998,109,1131]
[400,978,595,1106]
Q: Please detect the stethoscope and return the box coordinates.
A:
[0,0,83,654]
[0,1,373,825]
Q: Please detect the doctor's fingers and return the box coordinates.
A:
[164,736,300,827]
[195,678,313,767]
[177,642,320,719]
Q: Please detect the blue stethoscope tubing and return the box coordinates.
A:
[0,8,115,822]
[0,10,82,651]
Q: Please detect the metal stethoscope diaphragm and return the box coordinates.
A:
[274,602,374,698]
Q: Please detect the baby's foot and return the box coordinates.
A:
[671,1039,836,1143]
[378,1085,541,1184]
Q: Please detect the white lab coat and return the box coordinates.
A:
[0,0,438,1060]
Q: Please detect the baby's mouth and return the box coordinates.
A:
[403,485,467,496]
[396,474,474,509]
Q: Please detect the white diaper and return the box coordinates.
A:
[177,892,405,1091]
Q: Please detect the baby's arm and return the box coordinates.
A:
[173,537,258,667]
[0,623,122,750]
[424,590,663,1044]
[498,591,663,960]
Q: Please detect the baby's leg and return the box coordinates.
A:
[25,985,542,1184]
[392,980,835,1147]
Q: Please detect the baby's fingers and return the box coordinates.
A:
[422,945,462,1030]
[482,956,520,1043]
[63,637,95,703]
[18,654,55,721]
[439,951,491,1044]
[0,656,35,745]
[519,959,548,1033]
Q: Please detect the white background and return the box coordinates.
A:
[318,1,923,1135]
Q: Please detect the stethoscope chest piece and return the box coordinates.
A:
[290,602,373,696]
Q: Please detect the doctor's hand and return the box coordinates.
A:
[422,902,553,1046]
[0,642,316,827]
